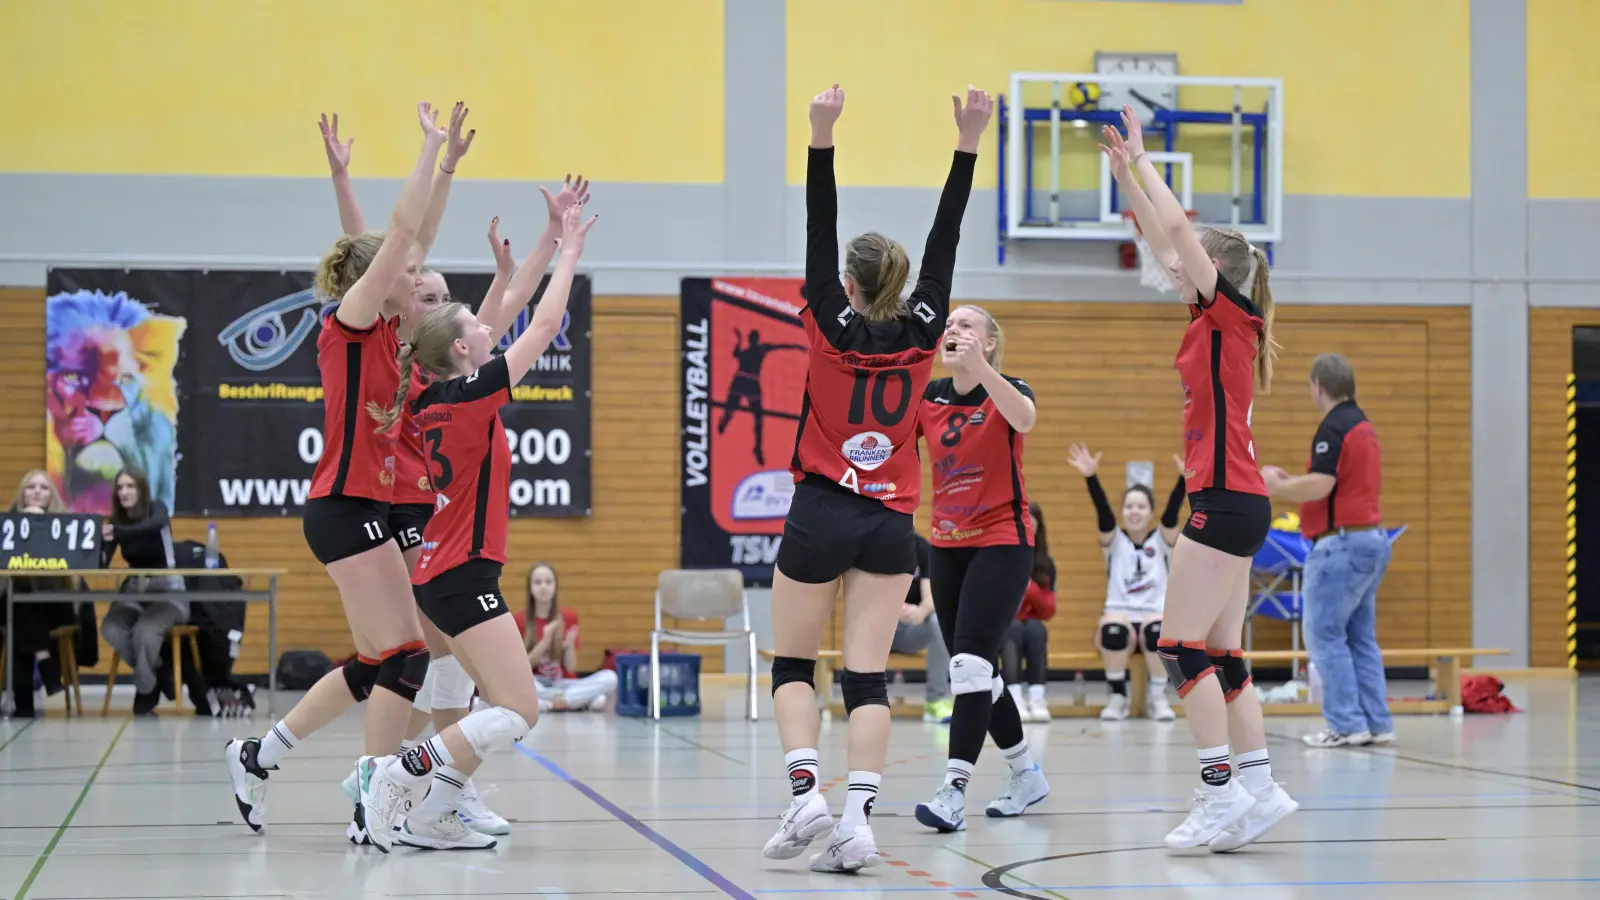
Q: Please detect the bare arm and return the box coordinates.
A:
[481,176,590,343]
[1265,470,1336,503]
[334,103,447,330]
[502,204,597,382]
[1107,104,1215,301]
[1101,110,1177,271]
[318,113,365,235]
[412,103,476,264]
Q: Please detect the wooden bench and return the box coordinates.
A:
[759,646,1509,719]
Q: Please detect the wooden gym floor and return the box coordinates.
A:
[1,676,1597,899]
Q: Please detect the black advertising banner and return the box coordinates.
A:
[44,269,590,518]
[680,277,808,585]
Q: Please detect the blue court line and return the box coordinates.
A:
[750,875,1600,894]
[515,743,759,900]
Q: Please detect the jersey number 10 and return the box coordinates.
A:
[847,368,913,427]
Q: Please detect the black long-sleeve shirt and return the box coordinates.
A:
[103,501,187,617]
[803,146,976,355]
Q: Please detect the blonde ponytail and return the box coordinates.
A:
[845,233,911,324]
[315,231,386,300]
[1251,245,1278,393]
[368,343,415,434]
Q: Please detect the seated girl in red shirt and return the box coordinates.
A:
[514,562,615,712]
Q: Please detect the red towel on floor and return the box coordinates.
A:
[1460,674,1520,714]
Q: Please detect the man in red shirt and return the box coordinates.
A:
[1261,353,1394,749]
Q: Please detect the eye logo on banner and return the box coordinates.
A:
[45,269,592,519]
[680,277,808,585]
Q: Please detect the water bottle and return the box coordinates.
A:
[204,522,220,569]
[1307,662,1324,704]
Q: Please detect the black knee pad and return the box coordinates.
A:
[342,655,381,702]
[771,656,817,697]
[839,669,889,715]
[374,643,430,702]
[1140,620,1162,651]
[1100,621,1131,651]
[1208,649,1251,702]
[1156,639,1215,698]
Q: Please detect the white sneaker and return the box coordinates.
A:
[588,694,608,712]
[809,823,882,873]
[1008,684,1032,722]
[457,780,511,835]
[1148,694,1177,721]
[913,785,966,832]
[1209,783,1299,853]
[346,802,373,846]
[1164,781,1257,849]
[225,738,270,833]
[397,808,499,850]
[762,792,834,860]
[1100,694,1130,721]
[359,756,422,854]
[1368,731,1397,745]
[340,765,360,804]
[986,765,1050,818]
[1027,695,1051,722]
[1302,729,1372,747]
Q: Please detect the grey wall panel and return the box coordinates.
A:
[722,0,788,266]
[1529,199,1600,287]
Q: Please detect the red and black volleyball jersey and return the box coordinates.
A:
[1174,271,1267,496]
[309,307,400,502]
[918,376,1036,548]
[1299,400,1382,537]
[392,369,438,506]
[792,146,976,514]
[410,355,513,584]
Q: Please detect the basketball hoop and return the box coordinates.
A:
[1121,210,1197,293]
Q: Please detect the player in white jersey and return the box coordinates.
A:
[1065,444,1188,720]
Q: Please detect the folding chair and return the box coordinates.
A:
[650,569,758,721]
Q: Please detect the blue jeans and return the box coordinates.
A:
[1302,529,1394,736]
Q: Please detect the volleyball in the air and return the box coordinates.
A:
[1067,81,1102,111]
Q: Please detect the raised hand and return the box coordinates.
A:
[558,201,599,256]
[418,102,446,141]
[538,174,590,227]
[1099,124,1131,183]
[1119,104,1147,157]
[443,102,475,169]
[1066,442,1102,477]
[953,85,994,150]
[944,332,986,373]
[318,113,353,175]
[811,83,845,133]
[488,216,514,275]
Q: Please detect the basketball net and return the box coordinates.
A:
[1122,210,1197,294]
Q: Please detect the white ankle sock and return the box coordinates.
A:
[1236,748,1272,795]
[999,740,1036,774]
[840,771,880,829]
[256,721,297,768]
[785,747,820,797]
[1199,743,1233,792]
[943,759,974,791]
[1027,683,1045,702]
[416,764,470,818]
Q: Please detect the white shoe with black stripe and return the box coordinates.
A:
[809,823,882,873]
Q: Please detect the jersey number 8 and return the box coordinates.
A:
[939,412,967,448]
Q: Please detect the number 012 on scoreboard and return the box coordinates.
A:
[0,513,102,571]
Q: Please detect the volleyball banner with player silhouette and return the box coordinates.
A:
[680,277,808,584]
[45,268,591,518]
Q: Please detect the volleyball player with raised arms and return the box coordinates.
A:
[226,102,451,835]
[318,110,592,838]
[911,305,1050,833]
[356,200,596,853]
[762,82,990,873]
[1104,106,1297,851]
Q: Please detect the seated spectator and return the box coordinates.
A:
[1001,502,1055,722]
[889,532,952,723]
[1065,444,1185,722]
[1,470,84,718]
[513,562,615,712]
[99,468,187,715]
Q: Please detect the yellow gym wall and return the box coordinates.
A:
[0,0,725,183]
[785,0,1471,198]
[1527,0,1600,198]
[0,287,1471,676]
